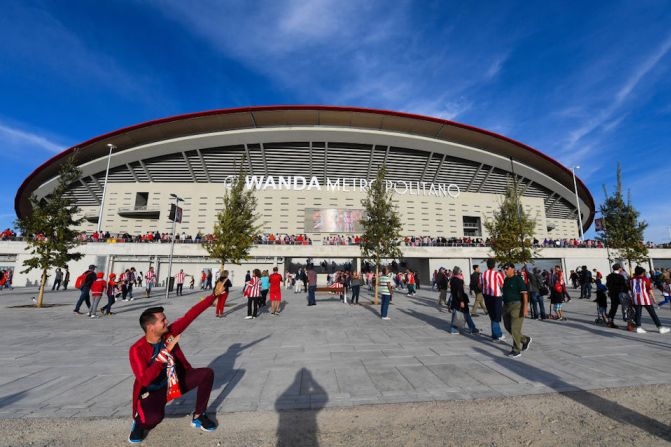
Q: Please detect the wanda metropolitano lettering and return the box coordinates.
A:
[221,175,462,198]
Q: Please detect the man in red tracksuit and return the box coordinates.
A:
[128,294,217,443]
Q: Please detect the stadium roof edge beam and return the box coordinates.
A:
[14,105,594,231]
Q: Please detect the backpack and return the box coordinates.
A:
[75,271,89,289]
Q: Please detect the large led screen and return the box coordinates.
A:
[304,208,365,233]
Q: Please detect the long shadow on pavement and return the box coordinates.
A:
[206,335,271,412]
[276,368,327,447]
[472,347,671,442]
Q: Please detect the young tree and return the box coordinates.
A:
[596,163,648,272]
[360,165,403,304]
[484,180,538,266]
[204,163,260,272]
[15,157,84,307]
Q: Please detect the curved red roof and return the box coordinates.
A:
[15,105,595,229]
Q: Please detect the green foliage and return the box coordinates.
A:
[360,165,403,268]
[15,156,84,307]
[484,180,538,266]
[596,163,648,267]
[204,162,260,268]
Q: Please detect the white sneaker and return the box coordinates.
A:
[381,317,391,320]
[245,316,253,320]
[636,327,647,334]
[497,335,506,342]
[658,327,670,334]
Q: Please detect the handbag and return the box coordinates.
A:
[539,285,549,296]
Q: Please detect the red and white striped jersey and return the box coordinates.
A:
[175,271,185,284]
[630,276,653,306]
[145,270,156,284]
[245,276,261,298]
[482,269,504,297]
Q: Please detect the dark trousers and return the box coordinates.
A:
[52,280,61,291]
[176,283,183,296]
[483,295,503,339]
[635,305,662,327]
[136,367,214,430]
[307,286,316,305]
[351,285,360,303]
[247,297,260,317]
[607,293,621,320]
[101,294,116,314]
[530,291,546,319]
[260,289,268,306]
[74,288,91,312]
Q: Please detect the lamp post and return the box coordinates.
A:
[165,194,183,300]
[571,165,584,241]
[97,143,115,233]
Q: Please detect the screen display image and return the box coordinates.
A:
[305,208,365,233]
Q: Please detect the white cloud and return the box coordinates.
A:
[0,122,64,154]
[566,34,671,147]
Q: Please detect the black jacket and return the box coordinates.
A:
[605,272,626,296]
[449,276,469,310]
[469,272,482,293]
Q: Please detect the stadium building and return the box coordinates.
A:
[8,106,667,286]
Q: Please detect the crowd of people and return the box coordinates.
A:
[9,228,668,249]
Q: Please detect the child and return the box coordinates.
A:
[595,279,608,324]
[100,273,119,316]
[89,272,107,318]
[659,282,671,307]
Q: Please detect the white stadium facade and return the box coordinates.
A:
[7,106,670,286]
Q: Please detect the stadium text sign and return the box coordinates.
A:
[223,176,461,198]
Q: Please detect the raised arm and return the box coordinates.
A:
[169,294,216,335]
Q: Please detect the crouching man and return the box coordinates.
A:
[128,295,217,443]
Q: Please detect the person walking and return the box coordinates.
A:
[62,268,70,290]
[52,268,63,291]
[306,264,317,306]
[469,265,487,316]
[244,269,262,319]
[73,265,97,314]
[260,270,270,307]
[128,268,136,300]
[630,266,670,334]
[214,271,232,318]
[437,268,449,308]
[127,298,217,443]
[528,267,547,320]
[482,259,505,341]
[206,270,213,290]
[501,263,532,358]
[406,270,416,296]
[175,269,185,296]
[350,272,362,305]
[269,266,283,315]
[100,273,119,316]
[145,267,156,298]
[88,272,107,318]
[606,263,628,329]
[378,265,394,320]
[448,266,479,334]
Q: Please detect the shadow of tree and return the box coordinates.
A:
[472,347,671,442]
[276,368,327,447]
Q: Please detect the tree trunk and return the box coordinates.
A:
[374,264,379,305]
[36,268,47,308]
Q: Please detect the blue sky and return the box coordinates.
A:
[1,1,670,241]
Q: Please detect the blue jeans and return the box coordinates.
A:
[74,287,91,312]
[449,307,477,332]
[307,285,316,305]
[530,291,546,319]
[351,285,360,303]
[484,294,503,339]
[381,294,391,317]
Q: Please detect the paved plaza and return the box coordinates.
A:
[1,284,670,422]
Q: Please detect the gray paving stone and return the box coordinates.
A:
[0,286,670,418]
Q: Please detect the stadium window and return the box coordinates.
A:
[134,192,149,208]
[463,216,482,237]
